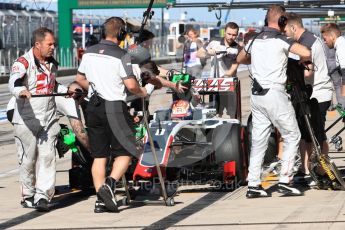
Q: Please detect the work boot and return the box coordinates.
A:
[246,185,270,198]
[293,172,310,184]
[21,196,35,208]
[277,183,303,196]
[98,177,118,212]
[35,198,49,212]
[94,200,107,213]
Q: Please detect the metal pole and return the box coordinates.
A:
[161,8,164,49]
[82,23,86,50]
[142,98,169,203]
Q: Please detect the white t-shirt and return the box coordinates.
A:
[298,31,332,103]
[206,38,240,78]
[245,27,293,87]
[184,40,202,67]
[335,36,345,70]
[78,40,135,102]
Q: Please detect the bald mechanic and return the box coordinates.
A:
[237,5,311,198]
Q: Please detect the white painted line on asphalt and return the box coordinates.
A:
[0,168,18,178]
[0,92,10,97]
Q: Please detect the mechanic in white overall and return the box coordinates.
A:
[237,5,311,198]
[7,81,90,154]
[8,27,70,211]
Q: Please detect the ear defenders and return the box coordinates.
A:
[278,15,288,29]
[100,16,127,41]
[115,17,127,41]
[264,5,286,28]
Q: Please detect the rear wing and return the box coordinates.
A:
[192,77,238,94]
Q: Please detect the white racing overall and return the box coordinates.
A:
[245,27,301,187]
[248,85,301,186]
[8,48,64,203]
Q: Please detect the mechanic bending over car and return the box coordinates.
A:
[127,29,188,112]
[131,29,188,89]
[78,29,188,123]
[7,82,91,153]
[197,22,242,117]
[75,16,151,213]
[283,13,333,183]
[237,5,311,198]
[8,27,81,212]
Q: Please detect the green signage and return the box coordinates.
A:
[58,0,175,66]
[320,16,345,21]
[78,0,170,7]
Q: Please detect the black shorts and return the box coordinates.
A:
[298,99,330,144]
[86,97,137,158]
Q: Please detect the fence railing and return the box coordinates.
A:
[150,42,168,58]
[57,47,78,68]
[0,42,169,76]
[0,47,79,75]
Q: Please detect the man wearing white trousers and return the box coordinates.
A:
[8,27,71,211]
[237,5,311,198]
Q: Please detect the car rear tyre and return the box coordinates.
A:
[247,113,277,165]
[212,123,246,184]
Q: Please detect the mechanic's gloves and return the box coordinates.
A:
[226,47,239,55]
[207,46,238,56]
[73,88,85,101]
[206,48,217,56]
[68,82,85,101]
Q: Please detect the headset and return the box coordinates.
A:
[100,16,127,41]
[278,15,288,30]
[264,14,287,28]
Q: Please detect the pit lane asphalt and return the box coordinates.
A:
[0,68,345,229]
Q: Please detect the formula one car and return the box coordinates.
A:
[132,74,249,189]
[64,74,249,194]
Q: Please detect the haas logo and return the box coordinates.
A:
[193,78,236,92]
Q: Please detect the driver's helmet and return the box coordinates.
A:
[171,99,193,120]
